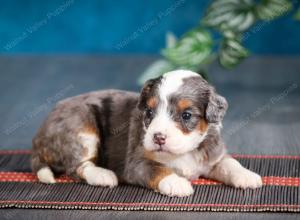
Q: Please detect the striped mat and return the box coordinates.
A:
[0,150,299,212]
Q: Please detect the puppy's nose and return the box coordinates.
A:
[153,132,167,145]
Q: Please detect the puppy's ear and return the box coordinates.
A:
[205,88,228,123]
[138,77,161,110]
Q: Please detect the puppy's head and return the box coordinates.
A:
[138,70,228,155]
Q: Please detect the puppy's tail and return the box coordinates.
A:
[31,153,56,184]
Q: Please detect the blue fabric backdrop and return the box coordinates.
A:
[0,0,299,54]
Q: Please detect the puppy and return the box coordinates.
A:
[32,70,262,197]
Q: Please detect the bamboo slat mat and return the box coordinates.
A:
[0,150,299,212]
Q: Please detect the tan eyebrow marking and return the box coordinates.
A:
[177,99,192,111]
[147,97,158,108]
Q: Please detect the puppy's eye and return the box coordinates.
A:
[145,108,154,118]
[182,111,192,121]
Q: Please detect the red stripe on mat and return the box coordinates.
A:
[0,172,77,183]
[1,172,300,186]
[0,199,299,209]
[0,149,299,159]
[193,177,300,186]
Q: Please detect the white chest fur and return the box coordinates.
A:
[154,151,211,180]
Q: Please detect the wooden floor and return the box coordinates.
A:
[0,55,299,219]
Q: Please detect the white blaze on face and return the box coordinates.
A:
[143,70,206,155]
[159,70,199,103]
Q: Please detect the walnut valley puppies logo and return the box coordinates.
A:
[3,84,74,136]
[226,83,298,136]
[110,114,144,136]
[3,0,75,51]
[115,0,186,50]
[242,1,292,42]
[110,121,130,136]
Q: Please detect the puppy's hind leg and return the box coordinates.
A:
[31,154,56,184]
[76,161,118,187]
[37,167,56,184]
[75,130,118,187]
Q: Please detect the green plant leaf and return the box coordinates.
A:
[219,38,249,69]
[162,28,213,69]
[255,0,292,20]
[203,0,255,32]
[294,7,300,20]
[137,60,175,85]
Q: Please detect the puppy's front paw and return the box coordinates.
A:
[158,174,194,197]
[84,166,118,187]
[230,168,262,189]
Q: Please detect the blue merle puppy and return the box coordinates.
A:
[32,70,262,197]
